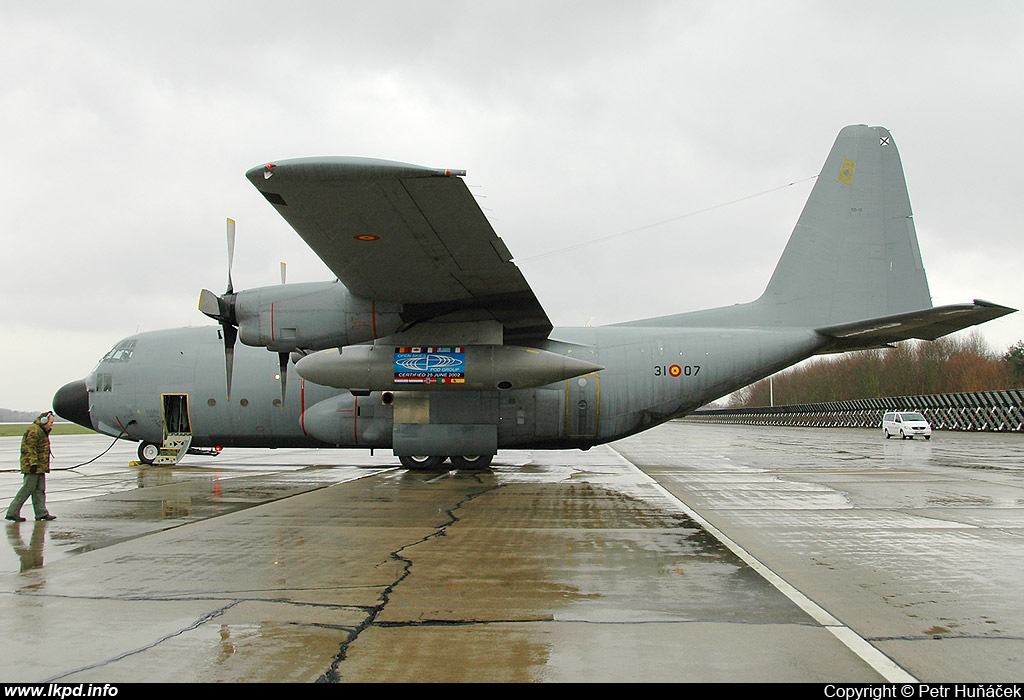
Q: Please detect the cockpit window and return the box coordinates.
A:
[100,339,136,364]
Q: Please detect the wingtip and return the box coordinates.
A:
[972,299,1017,313]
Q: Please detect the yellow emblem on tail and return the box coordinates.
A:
[838,158,855,185]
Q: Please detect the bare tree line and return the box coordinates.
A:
[729,333,1024,408]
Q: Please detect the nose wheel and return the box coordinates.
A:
[138,441,160,465]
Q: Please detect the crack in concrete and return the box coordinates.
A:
[317,478,503,683]
[3,590,378,613]
[43,600,243,682]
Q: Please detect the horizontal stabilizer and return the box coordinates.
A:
[816,300,1016,351]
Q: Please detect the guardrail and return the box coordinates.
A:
[688,390,1024,432]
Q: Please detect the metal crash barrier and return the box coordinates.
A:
[688,390,1024,432]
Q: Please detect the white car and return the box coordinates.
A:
[881,411,932,440]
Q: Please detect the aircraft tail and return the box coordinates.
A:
[754,124,930,326]
[621,125,1014,343]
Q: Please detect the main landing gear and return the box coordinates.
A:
[398,455,494,471]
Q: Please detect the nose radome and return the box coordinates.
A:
[53,379,92,430]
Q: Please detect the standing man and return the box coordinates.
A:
[5,411,57,522]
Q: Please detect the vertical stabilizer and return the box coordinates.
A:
[755,125,932,326]
[616,125,1010,342]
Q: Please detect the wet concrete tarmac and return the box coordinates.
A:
[0,424,1021,682]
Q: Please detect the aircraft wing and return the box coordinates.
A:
[245,157,552,343]
[815,300,1016,351]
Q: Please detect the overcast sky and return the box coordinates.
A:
[2,1,1022,411]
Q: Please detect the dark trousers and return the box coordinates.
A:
[6,473,49,519]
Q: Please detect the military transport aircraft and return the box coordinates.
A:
[53,125,1013,469]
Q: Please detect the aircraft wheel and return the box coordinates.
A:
[399,455,446,470]
[138,441,160,465]
[449,455,494,470]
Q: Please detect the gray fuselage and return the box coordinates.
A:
[62,323,825,454]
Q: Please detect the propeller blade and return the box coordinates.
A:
[224,324,238,401]
[278,352,289,405]
[202,219,242,400]
[226,218,236,294]
[198,289,224,321]
[280,261,287,285]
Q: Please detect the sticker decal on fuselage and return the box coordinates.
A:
[394,347,466,385]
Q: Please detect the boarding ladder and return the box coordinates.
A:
[153,433,192,466]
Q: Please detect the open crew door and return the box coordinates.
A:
[156,393,193,465]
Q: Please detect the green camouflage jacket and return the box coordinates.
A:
[20,416,52,474]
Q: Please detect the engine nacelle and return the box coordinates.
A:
[233,280,403,353]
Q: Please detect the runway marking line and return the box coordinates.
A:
[612,449,919,684]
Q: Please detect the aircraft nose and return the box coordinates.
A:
[53,379,92,430]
